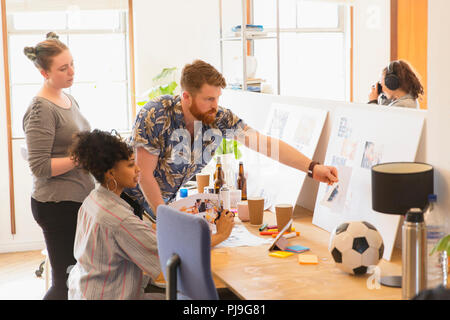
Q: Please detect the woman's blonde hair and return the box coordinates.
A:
[23,32,68,71]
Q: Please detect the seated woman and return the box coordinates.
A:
[67,129,162,300]
[368,60,424,109]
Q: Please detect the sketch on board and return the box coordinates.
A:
[312,107,425,261]
[292,116,317,152]
[340,138,358,161]
[320,165,353,215]
[360,141,384,169]
[337,116,352,138]
[265,105,290,139]
[256,103,328,209]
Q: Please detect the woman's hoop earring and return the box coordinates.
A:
[106,178,118,192]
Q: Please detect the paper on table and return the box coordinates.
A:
[215,224,273,248]
[169,193,220,225]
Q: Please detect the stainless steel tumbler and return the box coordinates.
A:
[402,208,427,299]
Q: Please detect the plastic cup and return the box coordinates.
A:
[237,201,249,222]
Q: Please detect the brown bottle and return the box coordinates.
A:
[214,157,225,181]
[214,166,225,194]
[237,161,247,200]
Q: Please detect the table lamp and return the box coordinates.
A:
[371,162,434,293]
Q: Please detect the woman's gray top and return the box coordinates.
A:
[378,93,419,109]
[23,94,95,203]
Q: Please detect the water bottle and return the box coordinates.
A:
[402,208,427,300]
[219,185,230,211]
[423,194,446,289]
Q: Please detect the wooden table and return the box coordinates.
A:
[211,207,402,300]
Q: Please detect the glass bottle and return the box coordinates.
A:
[214,166,225,194]
[237,161,247,200]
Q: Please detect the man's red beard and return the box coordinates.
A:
[189,99,217,125]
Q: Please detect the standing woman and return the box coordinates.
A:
[22,32,95,300]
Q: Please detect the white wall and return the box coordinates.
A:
[132,0,221,97]
[353,0,391,103]
[427,0,450,233]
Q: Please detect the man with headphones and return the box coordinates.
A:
[368,60,423,109]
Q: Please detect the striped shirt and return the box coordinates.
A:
[68,186,161,300]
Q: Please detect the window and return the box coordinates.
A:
[253,0,351,101]
[6,1,132,138]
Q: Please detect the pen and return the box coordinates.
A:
[260,231,278,235]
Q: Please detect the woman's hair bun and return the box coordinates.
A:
[46,32,59,40]
[23,46,37,61]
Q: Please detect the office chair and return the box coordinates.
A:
[156,205,219,300]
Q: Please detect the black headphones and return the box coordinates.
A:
[384,61,401,91]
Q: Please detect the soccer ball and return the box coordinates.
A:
[329,221,384,275]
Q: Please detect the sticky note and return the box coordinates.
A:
[298,254,318,264]
[285,245,309,253]
[269,251,294,258]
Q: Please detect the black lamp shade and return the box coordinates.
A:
[371,162,434,215]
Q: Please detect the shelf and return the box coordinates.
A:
[220,35,278,41]
[219,0,280,94]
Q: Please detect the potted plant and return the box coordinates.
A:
[137,67,178,107]
[215,139,242,160]
[430,234,450,288]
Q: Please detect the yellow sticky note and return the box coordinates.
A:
[269,251,294,258]
[298,254,318,265]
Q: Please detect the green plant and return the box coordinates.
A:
[215,139,242,160]
[137,67,178,106]
[430,234,450,256]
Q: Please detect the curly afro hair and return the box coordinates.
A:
[70,129,133,184]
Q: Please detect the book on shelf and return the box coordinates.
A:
[246,78,265,85]
[231,24,264,32]
[228,78,265,92]
[232,31,268,38]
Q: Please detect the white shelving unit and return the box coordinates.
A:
[218,0,281,94]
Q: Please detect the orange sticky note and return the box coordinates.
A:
[298,254,318,265]
[269,251,294,258]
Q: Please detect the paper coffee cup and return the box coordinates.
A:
[275,204,293,232]
[247,197,264,225]
[196,173,210,193]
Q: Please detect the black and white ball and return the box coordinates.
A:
[329,221,384,275]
